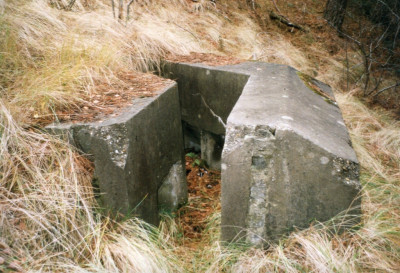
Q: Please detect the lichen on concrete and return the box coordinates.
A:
[333,157,361,190]
[97,125,129,169]
[158,160,188,212]
[217,62,361,245]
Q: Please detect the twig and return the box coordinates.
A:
[67,0,76,10]
[118,0,123,20]
[345,40,349,92]
[172,22,200,43]
[126,0,135,22]
[377,0,400,20]
[366,55,393,96]
[111,0,115,18]
[373,82,400,97]
[271,0,282,14]
[393,23,400,49]
[270,11,308,32]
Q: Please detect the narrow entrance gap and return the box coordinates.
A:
[158,62,249,242]
[176,123,223,242]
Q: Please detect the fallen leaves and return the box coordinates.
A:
[177,155,221,241]
[35,71,174,125]
[166,52,244,66]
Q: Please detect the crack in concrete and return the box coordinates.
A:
[193,93,226,128]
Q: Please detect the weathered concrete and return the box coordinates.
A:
[162,62,249,135]
[47,60,360,244]
[47,83,187,225]
[158,161,187,212]
[201,130,224,170]
[162,62,249,169]
[162,61,361,244]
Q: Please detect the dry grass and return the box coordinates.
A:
[0,100,180,271]
[0,0,269,126]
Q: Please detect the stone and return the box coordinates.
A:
[158,161,188,212]
[47,83,187,226]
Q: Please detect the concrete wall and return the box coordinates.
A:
[162,62,249,168]
[47,83,187,226]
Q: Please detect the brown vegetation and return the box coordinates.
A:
[0,0,399,272]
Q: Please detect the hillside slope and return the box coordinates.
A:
[0,0,399,272]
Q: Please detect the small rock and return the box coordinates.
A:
[0,256,5,265]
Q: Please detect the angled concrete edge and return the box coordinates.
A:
[162,61,361,244]
[46,83,188,225]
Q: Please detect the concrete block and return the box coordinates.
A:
[158,161,188,212]
[47,83,187,226]
[162,61,361,244]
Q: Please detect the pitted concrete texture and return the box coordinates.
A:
[47,83,187,225]
[162,61,361,244]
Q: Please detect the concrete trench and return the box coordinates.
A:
[47,61,361,245]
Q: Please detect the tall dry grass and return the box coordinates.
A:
[0,0,268,125]
[0,99,180,271]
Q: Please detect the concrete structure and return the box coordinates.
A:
[162,61,361,244]
[47,83,187,226]
[47,61,360,244]
[162,62,248,169]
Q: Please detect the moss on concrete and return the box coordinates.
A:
[297,71,338,107]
